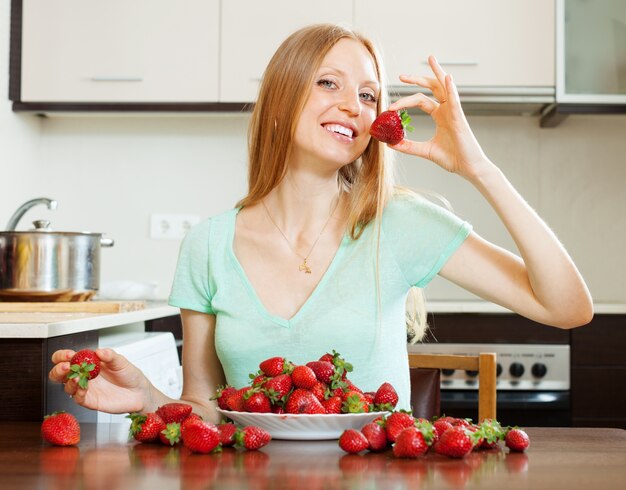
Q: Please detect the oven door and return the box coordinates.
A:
[441,390,571,427]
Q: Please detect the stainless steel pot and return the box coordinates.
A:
[0,199,114,301]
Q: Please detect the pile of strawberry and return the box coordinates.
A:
[214,351,399,415]
[339,412,530,458]
[127,402,271,453]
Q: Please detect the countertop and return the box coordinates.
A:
[1,423,625,490]
[0,301,179,338]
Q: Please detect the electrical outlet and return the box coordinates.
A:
[150,214,201,240]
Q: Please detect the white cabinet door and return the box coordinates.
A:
[20,0,219,102]
[220,0,353,102]
[354,0,555,89]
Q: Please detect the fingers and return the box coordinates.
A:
[389,138,432,160]
[389,92,438,115]
[48,350,75,384]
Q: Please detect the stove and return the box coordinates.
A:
[408,343,571,426]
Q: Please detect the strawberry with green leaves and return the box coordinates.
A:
[373,382,399,411]
[67,349,101,389]
[212,385,237,410]
[263,373,293,405]
[217,422,238,447]
[182,421,221,454]
[392,426,430,458]
[243,389,272,413]
[435,426,479,458]
[128,412,166,443]
[384,411,416,443]
[259,356,293,377]
[369,109,413,145]
[235,426,271,450]
[341,391,370,413]
[41,411,80,446]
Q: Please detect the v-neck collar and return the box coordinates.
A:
[227,207,349,328]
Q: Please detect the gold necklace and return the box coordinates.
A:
[262,196,340,274]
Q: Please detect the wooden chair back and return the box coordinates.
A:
[408,352,497,422]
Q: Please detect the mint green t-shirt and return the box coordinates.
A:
[168,194,472,410]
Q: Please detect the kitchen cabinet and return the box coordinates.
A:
[220,0,353,102]
[354,0,555,90]
[16,0,219,103]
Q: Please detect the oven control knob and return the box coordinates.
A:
[465,370,478,378]
[442,369,455,376]
[496,363,503,377]
[531,363,548,378]
[509,362,525,378]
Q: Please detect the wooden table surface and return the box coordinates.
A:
[2,423,625,490]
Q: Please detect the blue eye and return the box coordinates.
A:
[360,92,377,103]
[317,79,336,89]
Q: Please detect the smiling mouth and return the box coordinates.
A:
[323,123,355,139]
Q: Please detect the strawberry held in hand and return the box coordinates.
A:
[369,109,413,145]
[67,349,101,389]
[41,411,80,446]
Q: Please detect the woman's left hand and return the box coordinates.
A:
[387,56,491,182]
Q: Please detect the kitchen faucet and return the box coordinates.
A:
[5,197,58,231]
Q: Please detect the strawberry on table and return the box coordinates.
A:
[182,421,221,454]
[338,429,369,454]
[384,411,416,443]
[159,423,182,446]
[67,349,101,389]
[180,413,203,441]
[217,422,238,447]
[361,422,388,452]
[434,426,477,458]
[369,109,413,145]
[128,412,166,443]
[392,426,429,458]
[235,426,271,451]
[155,402,193,424]
[505,428,530,452]
[41,411,80,446]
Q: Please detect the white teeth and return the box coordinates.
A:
[324,124,353,138]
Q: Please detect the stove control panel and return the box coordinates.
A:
[407,343,569,391]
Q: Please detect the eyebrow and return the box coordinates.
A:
[317,66,380,89]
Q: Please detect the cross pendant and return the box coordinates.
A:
[298,259,312,274]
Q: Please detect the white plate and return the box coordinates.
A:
[216,408,388,440]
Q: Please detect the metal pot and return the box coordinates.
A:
[0,219,114,302]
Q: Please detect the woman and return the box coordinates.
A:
[49,24,592,420]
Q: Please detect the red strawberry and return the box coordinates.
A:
[182,421,221,454]
[321,350,354,378]
[369,109,413,145]
[343,379,363,394]
[213,385,237,410]
[435,426,476,458]
[67,349,101,389]
[159,422,182,446]
[226,387,249,412]
[259,356,292,377]
[318,353,334,363]
[361,422,388,452]
[310,381,329,402]
[243,390,272,413]
[322,395,343,414]
[264,374,293,403]
[341,391,370,413]
[505,428,530,452]
[373,382,399,411]
[306,361,335,384]
[155,402,193,424]
[41,411,80,446]
[385,411,416,443]
[285,388,325,414]
[235,426,271,450]
[393,426,429,458]
[291,365,318,389]
[478,419,505,449]
[250,374,268,387]
[128,412,166,443]
[271,405,285,414]
[338,429,369,454]
[180,413,203,440]
[433,419,454,439]
[217,422,238,447]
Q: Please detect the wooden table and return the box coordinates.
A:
[1,423,625,489]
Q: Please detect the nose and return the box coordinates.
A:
[338,89,361,117]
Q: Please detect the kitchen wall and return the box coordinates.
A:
[2,2,626,305]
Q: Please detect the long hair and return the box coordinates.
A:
[236,23,427,342]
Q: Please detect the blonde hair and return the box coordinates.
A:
[236,23,427,342]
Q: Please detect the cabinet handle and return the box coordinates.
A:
[89,77,144,82]
[422,60,479,66]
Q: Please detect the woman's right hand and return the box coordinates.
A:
[49,348,150,414]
